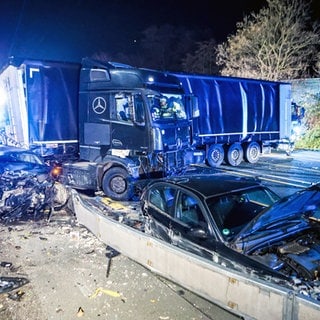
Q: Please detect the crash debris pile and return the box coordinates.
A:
[0,171,65,224]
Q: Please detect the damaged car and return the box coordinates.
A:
[0,146,50,175]
[141,174,320,299]
[0,146,66,223]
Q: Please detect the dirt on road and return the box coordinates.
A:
[0,210,238,320]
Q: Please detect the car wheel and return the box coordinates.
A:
[224,143,243,166]
[243,141,260,163]
[207,144,224,167]
[102,167,133,201]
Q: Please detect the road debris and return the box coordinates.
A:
[90,288,122,299]
[0,276,29,294]
[0,170,69,224]
[7,289,25,301]
[76,306,85,317]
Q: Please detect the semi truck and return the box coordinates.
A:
[170,72,293,167]
[0,58,294,199]
[0,58,200,200]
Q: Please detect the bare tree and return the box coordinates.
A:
[216,0,320,80]
[313,52,320,75]
[138,24,201,71]
[91,52,113,63]
[181,39,219,74]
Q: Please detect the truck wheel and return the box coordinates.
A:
[244,142,260,163]
[102,167,133,201]
[207,144,224,167]
[225,143,243,166]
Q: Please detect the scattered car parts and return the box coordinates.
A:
[0,276,29,294]
[0,146,67,224]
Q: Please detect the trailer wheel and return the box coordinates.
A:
[244,142,260,164]
[102,167,133,201]
[207,144,224,167]
[225,143,243,166]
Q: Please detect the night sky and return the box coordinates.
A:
[0,0,319,65]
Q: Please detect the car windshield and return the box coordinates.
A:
[15,152,44,164]
[207,186,280,241]
[0,152,43,165]
[147,94,187,121]
[0,150,45,166]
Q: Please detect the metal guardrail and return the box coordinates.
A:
[71,190,320,320]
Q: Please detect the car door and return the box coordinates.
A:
[144,184,177,243]
[170,191,215,259]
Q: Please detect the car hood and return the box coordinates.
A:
[233,183,320,245]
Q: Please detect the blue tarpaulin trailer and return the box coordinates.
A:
[0,58,80,158]
[171,72,293,167]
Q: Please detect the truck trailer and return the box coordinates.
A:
[171,72,293,167]
[0,58,200,200]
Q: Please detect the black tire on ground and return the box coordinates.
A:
[207,144,224,167]
[224,143,243,166]
[102,167,133,201]
[243,141,260,164]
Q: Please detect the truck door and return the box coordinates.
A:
[111,92,148,152]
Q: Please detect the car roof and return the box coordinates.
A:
[150,174,262,199]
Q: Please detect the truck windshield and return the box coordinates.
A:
[147,94,187,121]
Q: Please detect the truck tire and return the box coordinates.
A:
[224,143,243,166]
[207,144,224,167]
[243,141,260,164]
[102,167,133,201]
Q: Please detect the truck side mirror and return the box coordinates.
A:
[189,96,200,118]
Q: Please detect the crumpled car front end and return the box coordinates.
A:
[232,183,320,300]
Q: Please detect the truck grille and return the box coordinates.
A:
[164,126,189,150]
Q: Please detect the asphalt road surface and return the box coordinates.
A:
[0,149,319,320]
[217,149,320,197]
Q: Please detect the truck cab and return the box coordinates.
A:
[64,59,196,200]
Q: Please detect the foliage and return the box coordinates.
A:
[295,94,320,149]
[216,0,320,80]
[295,127,320,149]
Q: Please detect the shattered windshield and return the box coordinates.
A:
[147,94,187,121]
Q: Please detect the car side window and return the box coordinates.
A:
[176,193,207,228]
[149,189,165,211]
[149,186,176,214]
